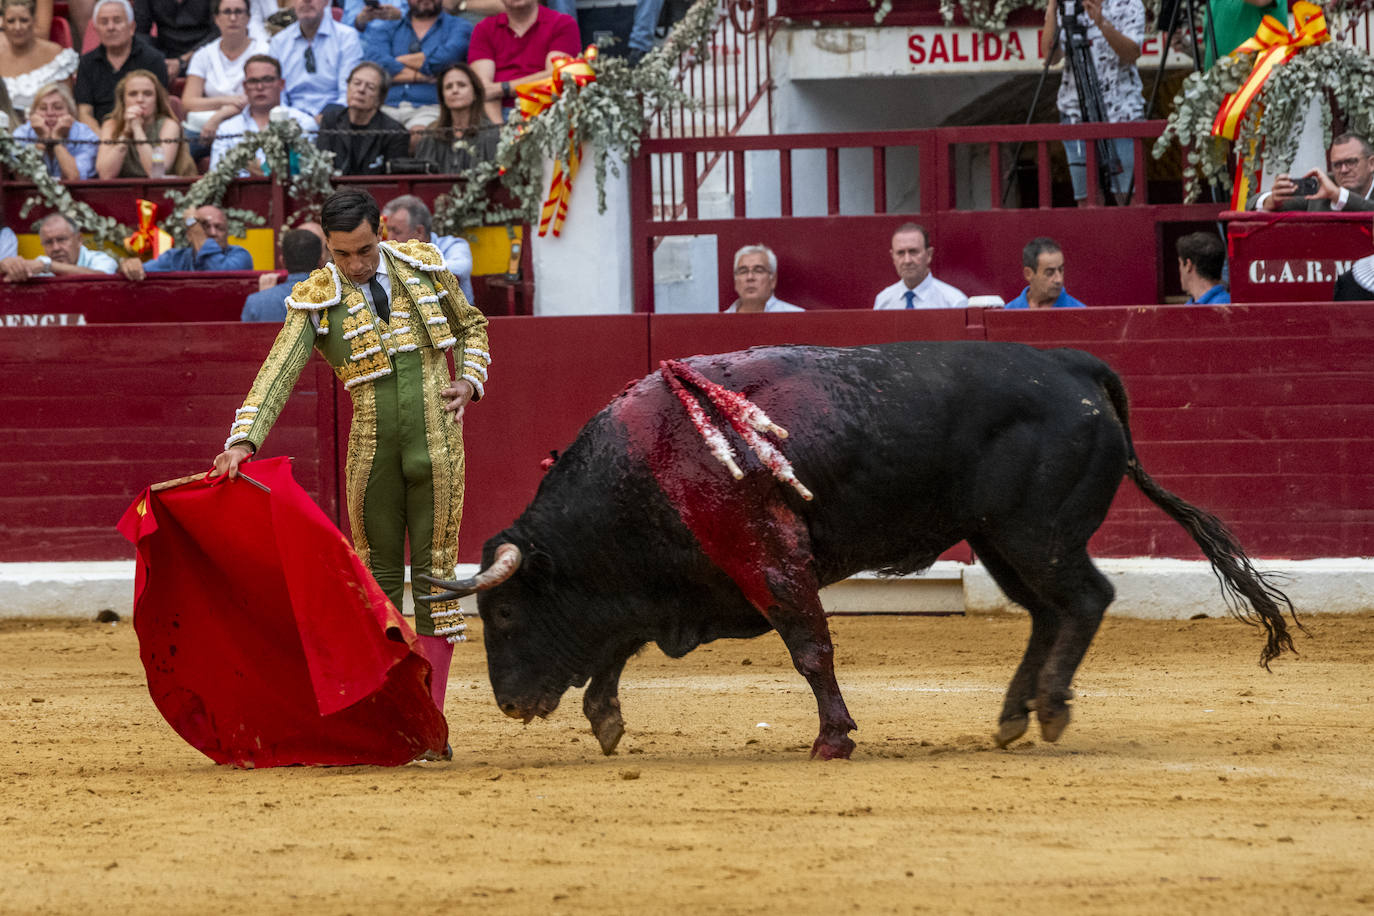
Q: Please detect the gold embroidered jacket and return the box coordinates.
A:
[224,240,491,452]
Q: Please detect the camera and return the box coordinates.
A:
[1292,176,1321,196]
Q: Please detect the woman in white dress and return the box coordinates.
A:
[0,0,78,118]
[180,0,268,139]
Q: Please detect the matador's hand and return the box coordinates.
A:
[441,379,475,423]
[210,444,254,480]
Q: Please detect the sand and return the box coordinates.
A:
[3,610,1373,915]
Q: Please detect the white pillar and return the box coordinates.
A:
[531,145,633,315]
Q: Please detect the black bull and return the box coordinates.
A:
[424,342,1299,759]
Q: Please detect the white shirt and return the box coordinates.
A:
[0,227,16,260]
[208,107,319,171]
[359,257,392,312]
[188,37,271,99]
[430,234,475,304]
[34,246,119,276]
[724,296,804,313]
[873,274,969,310]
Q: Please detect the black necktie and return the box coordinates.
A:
[368,275,390,323]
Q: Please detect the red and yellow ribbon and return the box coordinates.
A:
[1211,1,1330,142]
[124,199,173,259]
[515,46,598,237]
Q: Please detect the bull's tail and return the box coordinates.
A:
[1098,369,1302,669]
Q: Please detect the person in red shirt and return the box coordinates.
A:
[467,0,579,122]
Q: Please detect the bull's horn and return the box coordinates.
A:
[416,543,523,601]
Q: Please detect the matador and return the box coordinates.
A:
[212,189,490,726]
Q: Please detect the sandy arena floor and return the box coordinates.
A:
[2,610,1372,915]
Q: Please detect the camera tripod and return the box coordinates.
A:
[1146,0,1217,119]
[1001,0,1125,206]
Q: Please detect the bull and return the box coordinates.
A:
[423,342,1299,760]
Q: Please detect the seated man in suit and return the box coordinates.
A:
[1253,133,1374,213]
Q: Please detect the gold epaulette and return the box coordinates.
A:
[285,264,344,311]
[383,240,445,272]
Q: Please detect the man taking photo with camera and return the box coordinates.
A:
[1253,133,1374,212]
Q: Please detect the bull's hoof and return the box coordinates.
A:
[810,734,855,761]
[1038,706,1071,743]
[591,717,625,756]
[994,715,1029,748]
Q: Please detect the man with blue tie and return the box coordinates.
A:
[269,0,364,116]
[872,223,968,310]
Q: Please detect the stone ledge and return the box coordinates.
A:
[1,558,1369,620]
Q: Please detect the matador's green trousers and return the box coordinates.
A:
[346,347,465,636]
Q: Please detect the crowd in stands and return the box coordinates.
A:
[1,0,590,180]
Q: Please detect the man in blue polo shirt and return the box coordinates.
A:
[362,0,472,130]
[1177,231,1230,305]
[1005,237,1086,309]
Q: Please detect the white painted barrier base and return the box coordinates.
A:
[3,558,1371,620]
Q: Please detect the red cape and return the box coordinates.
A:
[117,457,447,767]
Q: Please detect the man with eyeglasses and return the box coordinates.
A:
[268,0,363,117]
[1253,133,1374,213]
[317,61,410,175]
[118,204,253,279]
[362,0,472,131]
[0,213,118,283]
[206,54,318,172]
[724,244,804,313]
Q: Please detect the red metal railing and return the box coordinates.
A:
[652,0,775,141]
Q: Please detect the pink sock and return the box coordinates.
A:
[414,634,454,713]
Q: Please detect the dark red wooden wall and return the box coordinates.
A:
[2,303,1370,564]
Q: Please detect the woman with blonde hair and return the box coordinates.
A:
[0,0,78,118]
[412,63,499,174]
[13,82,101,179]
[95,69,197,178]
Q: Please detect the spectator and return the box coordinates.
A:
[0,0,79,119]
[1252,134,1374,213]
[241,228,322,320]
[1040,0,1144,206]
[724,244,803,313]
[13,82,101,180]
[1202,0,1284,69]
[1006,237,1086,309]
[872,222,968,310]
[468,0,579,123]
[118,204,253,278]
[181,0,270,138]
[133,0,219,81]
[362,0,471,131]
[1176,232,1229,305]
[0,219,18,261]
[344,0,404,30]
[268,0,363,117]
[411,63,498,171]
[255,218,329,293]
[74,0,168,130]
[0,213,120,282]
[206,54,317,172]
[628,0,664,67]
[316,61,409,175]
[95,69,196,177]
[381,194,475,303]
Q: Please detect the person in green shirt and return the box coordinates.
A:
[1203,0,1287,69]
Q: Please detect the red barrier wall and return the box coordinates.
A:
[2,305,1370,564]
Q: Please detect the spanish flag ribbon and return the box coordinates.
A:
[1211,1,1330,142]
[515,46,598,237]
[124,199,174,259]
